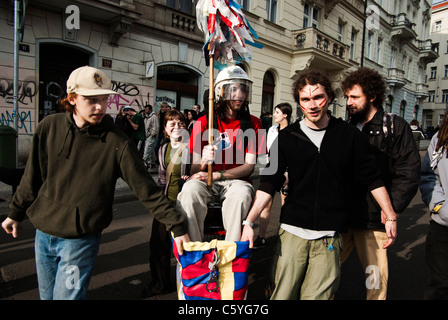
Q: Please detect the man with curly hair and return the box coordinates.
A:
[241,70,398,300]
[340,67,420,300]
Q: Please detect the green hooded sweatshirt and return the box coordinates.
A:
[9,112,187,238]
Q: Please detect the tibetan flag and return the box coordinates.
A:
[173,239,251,300]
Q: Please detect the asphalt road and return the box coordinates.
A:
[0,150,433,301]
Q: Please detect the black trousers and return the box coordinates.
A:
[149,219,172,291]
[425,220,448,299]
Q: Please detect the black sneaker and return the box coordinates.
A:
[253,236,266,249]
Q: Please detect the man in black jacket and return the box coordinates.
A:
[240,71,397,300]
[341,67,420,300]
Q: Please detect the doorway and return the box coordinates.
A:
[156,64,199,112]
[38,43,90,121]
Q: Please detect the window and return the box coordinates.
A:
[166,0,193,14]
[376,38,383,64]
[395,0,403,14]
[428,91,435,102]
[261,71,276,116]
[266,0,278,23]
[432,43,439,54]
[442,90,448,103]
[337,22,344,42]
[366,32,373,59]
[399,101,406,118]
[390,47,396,68]
[407,58,412,79]
[430,67,437,79]
[445,65,448,78]
[303,3,319,28]
[435,20,442,32]
[425,114,433,129]
[350,28,357,60]
[239,0,249,10]
[402,54,407,72]
[413,104,419,120]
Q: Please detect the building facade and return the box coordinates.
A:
[423,0,448,131]
[241,0,367,121]
[1,0,370,164]
[362,0,437,125]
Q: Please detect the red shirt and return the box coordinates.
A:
[189,114,266,173]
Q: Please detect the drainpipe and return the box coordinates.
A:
[13,0,20,167]
[360,0,368,67]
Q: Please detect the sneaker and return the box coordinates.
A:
[253,236,266,249]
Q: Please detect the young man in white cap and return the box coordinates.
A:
[1,66,189,300]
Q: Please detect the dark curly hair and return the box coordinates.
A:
[292,71,335,104]
[341,67,386,109]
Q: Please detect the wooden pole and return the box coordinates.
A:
[207,55,214,189]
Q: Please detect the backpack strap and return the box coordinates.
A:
[165,143,188,183]
[381,112,395,153]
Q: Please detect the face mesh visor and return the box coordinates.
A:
[215,80,252,103]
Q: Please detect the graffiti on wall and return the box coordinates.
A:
[0,71,154,134]
[0,77,38,105]
[0,109,33,133]
[108,81,153,113]
[0,75,36,133]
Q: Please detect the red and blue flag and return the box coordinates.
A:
[173,239,251,300]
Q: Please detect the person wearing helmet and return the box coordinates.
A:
[176,65,265,242]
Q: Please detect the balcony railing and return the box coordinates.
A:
[386,68,406,87]
[153,4,202,41]
[416,83,429,99]
[418,39,439,65]
[292,27,350,63]
[172,12,196,32]
[390,13,417,43]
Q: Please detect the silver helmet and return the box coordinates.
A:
[214,65,252,103]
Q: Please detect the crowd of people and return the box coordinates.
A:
[2,64,447,301]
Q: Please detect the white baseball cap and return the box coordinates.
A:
[67,66,116,96]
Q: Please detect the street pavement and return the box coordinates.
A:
[0,140,434,300]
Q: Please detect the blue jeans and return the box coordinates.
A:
[34,229,101,300]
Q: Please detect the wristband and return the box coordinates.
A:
[385,219,397,222]
[219,170,225,180]
[242,220,254,227]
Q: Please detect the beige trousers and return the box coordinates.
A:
[341,228,389,300]
[176,179,254,242]
[270,229,343,300]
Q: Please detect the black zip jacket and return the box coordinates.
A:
[349,109,420,230]
[258,117,383,233]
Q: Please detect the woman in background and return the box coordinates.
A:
[420,109,448,299]
[254,103,292,249]
[145,109,190,297]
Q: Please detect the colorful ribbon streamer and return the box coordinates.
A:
[196,0,263,65]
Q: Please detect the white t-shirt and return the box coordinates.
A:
[280,120,336,240]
